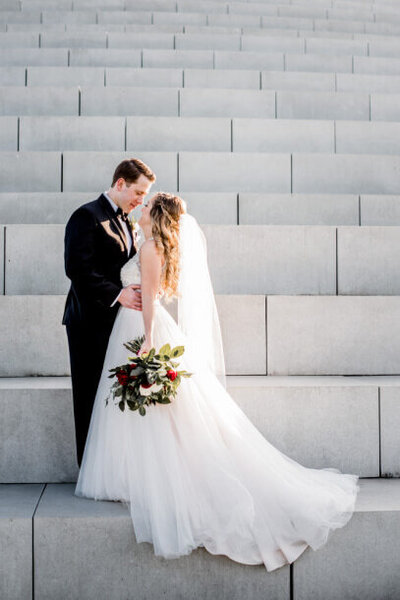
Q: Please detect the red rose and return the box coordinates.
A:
[166,369,177,381]
[129,363,137,370]
[141,381,152,388]
[116,370,129,386]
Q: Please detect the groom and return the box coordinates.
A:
[62,158,156,467]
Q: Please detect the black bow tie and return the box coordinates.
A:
[115,207,130,223]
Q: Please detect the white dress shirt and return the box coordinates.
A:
[103,191,133,255]
[103,191,132,307]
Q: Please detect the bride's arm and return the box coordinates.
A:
[139,240,162,354]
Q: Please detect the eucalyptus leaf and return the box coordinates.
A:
[171,346,184,358]
[159,343,171,356]
[158,397,172,404]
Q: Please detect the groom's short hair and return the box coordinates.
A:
[111,158,156,186]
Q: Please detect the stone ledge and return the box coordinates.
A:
[1,375,400,482]
[1,479,399,599]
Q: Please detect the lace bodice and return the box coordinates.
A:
[121,254,141,287]
[120,228,165,296]
[120,226,145,287]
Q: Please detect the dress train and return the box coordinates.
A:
[75,297,360,572]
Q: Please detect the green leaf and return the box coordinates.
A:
[159,343,171,356]
[119,400,125,412]
[124,335,145,355]
[171,346,185,358]
[127,400,136,411]
[114,387,122,397]
[139,405,146,416]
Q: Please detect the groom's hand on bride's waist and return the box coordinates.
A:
[118,285,142,311]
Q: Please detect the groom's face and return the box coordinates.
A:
[114,174,153,213]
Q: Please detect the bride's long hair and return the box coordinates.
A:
[149,192,186,299]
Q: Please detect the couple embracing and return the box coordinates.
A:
[62,157,359,571]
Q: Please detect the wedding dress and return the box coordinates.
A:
[75,217,360,572]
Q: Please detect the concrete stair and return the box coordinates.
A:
[3,223,400,293]
[1,479,400,599]
[1,0,400,597]
[1,375,400,483]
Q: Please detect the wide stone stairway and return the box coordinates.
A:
[1,0,400,597]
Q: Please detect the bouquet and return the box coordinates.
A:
[105,335,192,416]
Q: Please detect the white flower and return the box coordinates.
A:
[139,383,163,397]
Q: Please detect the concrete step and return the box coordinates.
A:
[0,30,398,58]
[0,85,81,116]
[1,294,400,376]
[3,45,400,75]
[7,23,183,32]
[0,30,399,61]
[0,1,397,13]
[2,375,399,483]
[1,191,400,226]
[2,0,395,11]
[1,479,400,599]
[0,86,377,119]
[0,0,19,9]
[14,67,400,95]
[0,32,39,47]
[6,21,400,42]
[0,48,67,67]
[3,5,400,31]
[1,7,400,40]
[2,223,400,295]
[3,150,400,194]
[6,115,400,154]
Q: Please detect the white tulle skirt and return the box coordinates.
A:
[75,302,360,572]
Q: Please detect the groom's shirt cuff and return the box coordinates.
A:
[110,290,123,307]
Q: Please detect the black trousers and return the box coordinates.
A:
[66,320,114,467]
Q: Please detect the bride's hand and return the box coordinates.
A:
[139,338,153,356]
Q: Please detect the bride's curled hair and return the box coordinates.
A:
[149,192,186,299]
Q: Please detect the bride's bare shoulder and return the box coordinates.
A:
[139,239,164,267]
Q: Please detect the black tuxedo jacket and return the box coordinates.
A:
[62,193,137,328]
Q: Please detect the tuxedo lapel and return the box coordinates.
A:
[98,193,129,254]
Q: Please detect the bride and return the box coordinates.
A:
[75,191,360,572]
